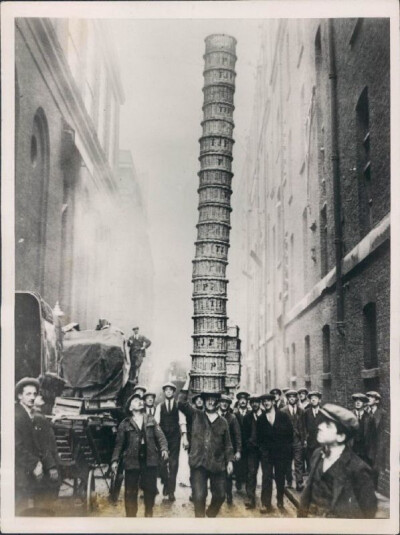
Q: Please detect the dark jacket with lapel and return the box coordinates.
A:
[298,446,377,518]
[366,407,387,470]
[303,406,324,450]
[15,403,41,488]
[351,410,372,461]
[112,413,168,469]
[220,411,242,454]
[234,409,251,450]
[242,410,262,451]
[256,410,294,460]
[282,405,305,443]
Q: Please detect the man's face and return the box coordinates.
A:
[130,396,144,412]
[18,385,37,409]
[288,395,297,406]
[164,387,175,399]
[133,328,139,336]
[204,395,218,412]
[135,388,145,397]
[194,397,204,409]
[145,395,155,407]
[238,396,248,408]
[354,399,364,410]
[310,395,320,407]
[367,396,378,407]
[262,398,273,411]
[274,393,280,402]
[250,400,260,412]
[219,400,230,412]
[299,392,307,401]
[317,420,345,446]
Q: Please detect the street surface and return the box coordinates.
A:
[56,447,297,518]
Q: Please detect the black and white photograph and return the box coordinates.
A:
[1,0,399,533]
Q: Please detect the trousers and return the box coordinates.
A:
[191,467,226,517]
[260,453,286,507]
[125,464,158,517]
[286,438,304,485]
[246,447,262,503]
[161,432,180,494]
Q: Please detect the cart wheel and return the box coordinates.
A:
[86,469,97,512]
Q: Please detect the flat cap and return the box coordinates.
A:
[366,391,381,400]
[319,403,359,437]
[308,390,322,399]
[219,394,233,404]
[236,391,250,399]
[200,391,221,400]
[15,377,40,395]
[282,388,290,394]
[162,382,177,391]
[297,387,309,395]
[132,326,139,330]
[285,389,298,397]
[270,388,282,396]
[260,393,275,401]
[133,385,147,394]
[143,391,156,399]
[191,393,203,403]
[352,393,369,403]
[249,393,261,402]
[125,392,143,412]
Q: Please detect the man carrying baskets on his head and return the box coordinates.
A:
[178,373,234,518]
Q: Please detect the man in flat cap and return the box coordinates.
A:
[143,391,157,417]
[15,377,59,514]
[111,391,168,517]
[297,388,310,411]
[233,390,250,491]
[257,393,294,513]
[270,388,285,410]
[303,391,324,469]
[282,389,305,490]
[298,404,377,518]
[218,394,242,505]
[365,391,386,489]
[154,382,188,502]
[350,393,372,465]
[127,327,151,382]
[242,394,263,509]
[178,373,234,517]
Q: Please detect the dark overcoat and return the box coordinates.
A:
[15,403,41,489]
[366,407,387,471]
[298,446,377,518]
[303,407,325,450]
[221,411,242,454]
[111,413,168,470]
[256,410,294,461]
[282,405,306,443]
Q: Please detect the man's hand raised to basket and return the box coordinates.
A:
[161,450,169,461]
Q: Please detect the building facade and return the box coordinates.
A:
[238,18,390,493]
[15,18,153,333]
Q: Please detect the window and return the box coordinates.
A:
[304,335,311,376]
[356,87,372,236]
[322,325,331,373]
[363,302,378,369]
[320,204,328,276]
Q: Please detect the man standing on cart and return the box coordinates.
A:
[111,391,168,517]
[127,327,151,382]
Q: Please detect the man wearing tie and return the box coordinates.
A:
[234,391,250,491]
[365,391,386,489]
[257,393,293,513]
[155,382,188,502]
[242,394,263,510]
[144,391,157,417]
[303,391,324,468]
[282,389,305,491]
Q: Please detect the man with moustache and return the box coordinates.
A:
[111,391,168,517]
[178,374,234,518]
[282,389,305,491]
[234,390,250,491]
[218,394,242,505]
[303,390,324,468]
[242,394,263,510]
[257,393,294,513]
[155,382,188,502]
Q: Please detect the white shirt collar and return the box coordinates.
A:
[206,411,218,423]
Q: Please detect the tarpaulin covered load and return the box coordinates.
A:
[60,328,130,399]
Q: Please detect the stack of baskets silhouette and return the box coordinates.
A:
[191,34,237,393]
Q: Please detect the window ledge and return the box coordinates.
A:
[321,372,331,381]
[361,367,380,379]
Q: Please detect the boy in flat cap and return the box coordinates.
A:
[282,389,305,490]
[111,392,168,517]
[351,393,372,465]
[298,404,377,518]
[365,391,386,489]
[178,373,234,517]
[218,394,242,505]
[234,391,250,490]
[155,382,188,502]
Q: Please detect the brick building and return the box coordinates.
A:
[236,19,390,493]
[15,18,154,333]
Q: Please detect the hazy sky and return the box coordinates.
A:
[110,19,262,376]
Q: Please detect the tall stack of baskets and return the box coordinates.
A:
[191,34,237,393]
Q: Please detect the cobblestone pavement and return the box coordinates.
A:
[55,449,297,518]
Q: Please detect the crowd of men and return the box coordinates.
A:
[15,372,386,519]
